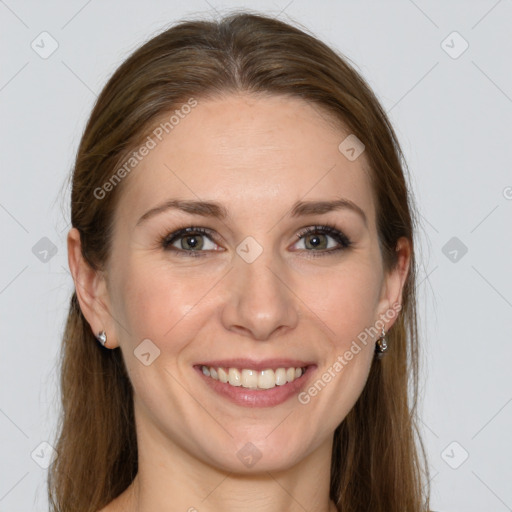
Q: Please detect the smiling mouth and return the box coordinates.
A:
[199,365,308,390]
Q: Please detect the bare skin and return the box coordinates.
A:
[68,92,410,512]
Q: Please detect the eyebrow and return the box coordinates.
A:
[136,197,367,227]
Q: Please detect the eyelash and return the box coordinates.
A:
[160,224,352,258]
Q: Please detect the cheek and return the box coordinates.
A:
[112,259,195,346]
[112,256,227,354]
[295,265,380,426]
[296,261,382,343]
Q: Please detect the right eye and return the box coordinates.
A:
[161,226,223,257]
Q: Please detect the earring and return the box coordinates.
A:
[96,330,107,347]
[375,326,388,358]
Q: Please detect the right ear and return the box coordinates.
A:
[67,227,119,348]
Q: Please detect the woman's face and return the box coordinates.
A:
[99,93,408,472]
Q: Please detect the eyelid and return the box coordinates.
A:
[294,224,351,246]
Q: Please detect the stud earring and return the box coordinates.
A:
[375,326,388,358]
[96,330,107,347]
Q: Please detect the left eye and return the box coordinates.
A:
[291,225,352,256]
[293,228,342,251]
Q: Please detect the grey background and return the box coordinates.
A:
[1,0,511,510]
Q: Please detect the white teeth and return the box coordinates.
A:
[258,369,275,389]
[241,369,258,389]
[274,368,287,386]
[217,367,228,383]
[228,368,241,386]
[201,365,306,390]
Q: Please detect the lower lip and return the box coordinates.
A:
[194,365,316,408]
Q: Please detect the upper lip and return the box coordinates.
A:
[195,358,316,371]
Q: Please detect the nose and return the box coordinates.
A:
[220,244,299,341]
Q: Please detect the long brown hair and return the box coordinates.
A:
[49,11,429,511]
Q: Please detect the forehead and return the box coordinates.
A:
[115,93,376,229]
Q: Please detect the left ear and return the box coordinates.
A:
[376,236,411,330]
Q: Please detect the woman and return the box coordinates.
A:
[49,11,430,512]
